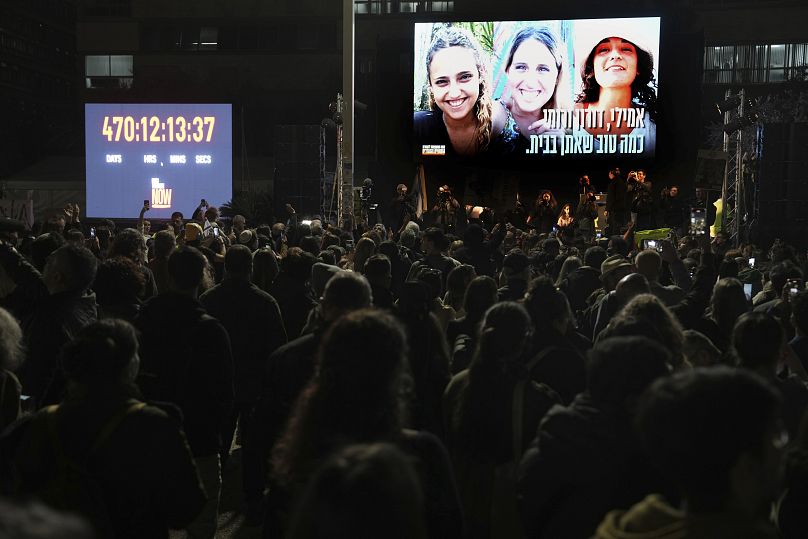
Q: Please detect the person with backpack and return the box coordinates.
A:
[135,246,233,539]
[444,302,559,539]
[0,319,206,538]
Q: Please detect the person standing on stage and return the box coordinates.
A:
[660,184,685,235]
[605,167,629,234]
[528,190,557,235]
[432,185,461,233]
[389,184,416,234]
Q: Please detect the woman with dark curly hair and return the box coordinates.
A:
[573,19,658,154]
[415,26,493,158]
[268,309,463,538]
[527,190,558,234]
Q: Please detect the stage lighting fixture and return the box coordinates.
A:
[716,95,742,115]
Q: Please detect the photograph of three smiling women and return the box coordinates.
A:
[413,17,661,160]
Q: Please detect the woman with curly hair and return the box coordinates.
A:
[268,309,463,538]
[573,20,658,153]
[415,26,493,158]
[527,190,558,234]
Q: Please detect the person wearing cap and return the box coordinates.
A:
[491,25,571,155]
[498,249,531,302]
[238,229,259,251]
[184,222,205,247]
[573,18,658,155]
[578,254,634,339]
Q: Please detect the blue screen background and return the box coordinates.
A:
[85,103,233,219]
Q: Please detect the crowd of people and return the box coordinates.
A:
[0,191,808,539]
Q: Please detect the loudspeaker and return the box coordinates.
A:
[757,123,808,247]
[273,125,323,217]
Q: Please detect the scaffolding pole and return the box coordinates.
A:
[722,88,744,245]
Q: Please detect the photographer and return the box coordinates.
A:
[631,181,657,232]
[575,191,599,242]
[389,184,417,235]
[605,168,629,235]
[660,184,685,235]
[431,185,461,234]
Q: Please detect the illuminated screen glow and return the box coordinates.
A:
[85,103,233,219]
[413,17,661,160]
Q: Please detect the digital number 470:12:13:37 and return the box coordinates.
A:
[101,116,216,143]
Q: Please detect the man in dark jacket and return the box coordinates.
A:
[199,245,287,515]
[605,167,629,234]
[136,246,233,539]
[518,337,672,539]
[660,184,685,234]
[199,245,287,516]
[0,242,97,407]
[0,319,206,539]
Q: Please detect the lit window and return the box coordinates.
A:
[85,55,133,89]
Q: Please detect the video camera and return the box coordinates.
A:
[360,178,373,202]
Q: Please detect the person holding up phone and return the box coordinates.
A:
[138,199,151,238]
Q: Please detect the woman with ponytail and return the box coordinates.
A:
[443,301,559,539]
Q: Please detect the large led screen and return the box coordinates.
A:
[85,104,233,218]
[413,17,661,160]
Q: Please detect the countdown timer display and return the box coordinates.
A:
[85,103,232,219]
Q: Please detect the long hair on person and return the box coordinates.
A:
[534,190,558,211]
[575,38,658,120]
[462,276,498,328]
[554,256,581,288]
[271,309,408,491]
[455,301,532,461]
[504,26,572,112]
[708,278,749,340]
[426,25,494,152]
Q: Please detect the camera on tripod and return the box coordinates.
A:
[360,178,378,211]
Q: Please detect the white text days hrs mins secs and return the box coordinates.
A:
[140,155,213,164]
